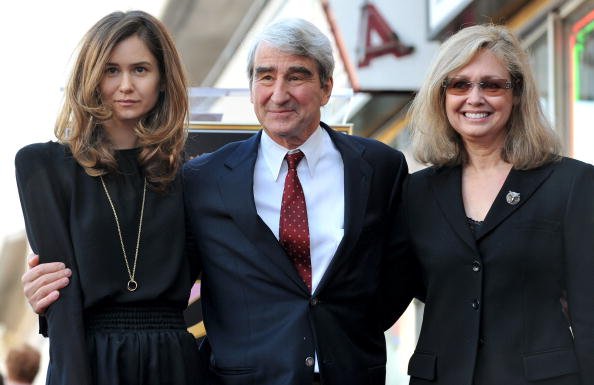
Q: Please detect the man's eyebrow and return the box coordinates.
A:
[287,66,313,76]
[253,65,314,77]
[255,66,275,74]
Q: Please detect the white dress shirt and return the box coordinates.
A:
[253,126,345,294]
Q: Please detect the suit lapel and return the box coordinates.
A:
[476,165,554,240]
[217,132,307,291]
[316,126,372,293]
[430,166,478,252]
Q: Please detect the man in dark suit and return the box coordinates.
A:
[21,18,413,385]
[183,18,411,385]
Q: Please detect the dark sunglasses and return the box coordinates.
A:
[442,77,514,96]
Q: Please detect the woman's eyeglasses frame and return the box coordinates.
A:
[442,77,515,96]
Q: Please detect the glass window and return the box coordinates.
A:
[527,33,551,118]
[567,7,594,164]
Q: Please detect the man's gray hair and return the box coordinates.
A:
[246,18,334,88]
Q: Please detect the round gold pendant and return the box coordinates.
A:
[127,279,138,292]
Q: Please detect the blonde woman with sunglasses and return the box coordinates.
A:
[395,24,594,384]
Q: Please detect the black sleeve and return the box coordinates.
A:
[563,163,594,383]
[15,143,93,384]
[378,158,425,330]
[182,165,202,283]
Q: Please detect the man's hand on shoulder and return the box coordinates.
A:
[22,254,71,314]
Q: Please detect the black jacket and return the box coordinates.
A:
[399,158,594,385]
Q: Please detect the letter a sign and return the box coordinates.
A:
[357,1,414,67]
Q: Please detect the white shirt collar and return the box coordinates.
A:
[260,126,324,181]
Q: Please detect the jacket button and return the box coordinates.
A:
[471,299,480,310]
[310,297,319,306]
[472,260,481,272]
[305,356,315,367]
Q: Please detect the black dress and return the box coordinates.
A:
[15,142,205,385]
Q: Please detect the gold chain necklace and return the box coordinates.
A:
[99,175,147,292]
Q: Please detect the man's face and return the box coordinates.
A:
[250,43,333,149]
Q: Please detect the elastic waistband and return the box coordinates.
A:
[85,306,187,331]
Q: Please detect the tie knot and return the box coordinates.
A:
[285,150,304,170]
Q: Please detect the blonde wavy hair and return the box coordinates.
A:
[55,10,188,192]
[408,24,560,169]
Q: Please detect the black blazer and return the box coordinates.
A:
[398,158,594,385]
[182,123,411,385]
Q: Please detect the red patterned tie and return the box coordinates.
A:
[279,150,311,291]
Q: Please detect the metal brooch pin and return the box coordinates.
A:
[506,191,521,205]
